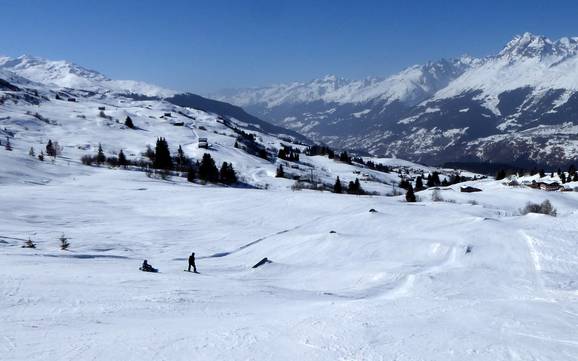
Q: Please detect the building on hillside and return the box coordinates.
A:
[460,186,482,193]
[198,137,208,149]
[539,182,562,191]
[528,180,562,191]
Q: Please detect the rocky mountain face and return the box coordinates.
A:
[215,33,578,166]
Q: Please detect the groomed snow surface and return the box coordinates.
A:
[2,152,578,360]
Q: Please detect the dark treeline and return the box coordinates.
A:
[234,129,269,160]
[494,165,578,183]
[81,137,239,185]
[352,157,392,173]
[278,145,300,162]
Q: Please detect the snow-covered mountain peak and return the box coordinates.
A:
[0,54,109,88]
[308,74,350,90]
[0,54,175,97]
[497,33,578,60]
[214,57,472,108]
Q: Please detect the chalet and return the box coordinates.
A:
[460,186,482,193]
[198,137,208,149]
[98,106,106,111]
[539,182,561,192]
[163,112,172,117]
[67,98,77,102]
[528,180,561,191]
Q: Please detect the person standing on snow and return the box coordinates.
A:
[188,252,198,273]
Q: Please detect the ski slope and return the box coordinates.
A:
[1,151,578,360]
[2,48,578,361]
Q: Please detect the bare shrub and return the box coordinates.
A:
[520,200,557,217]
[431,189,444,202]
[59,234,70,250]
[22,238,36,249]
[81,154,97,165]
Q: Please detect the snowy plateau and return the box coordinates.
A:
[216,33,578,166]
[1,54,578,361]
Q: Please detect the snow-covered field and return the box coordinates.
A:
[2,150,578,360]
[2,51,578,361]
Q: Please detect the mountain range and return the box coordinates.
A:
[0,54,307,143]
[214,33,578,167]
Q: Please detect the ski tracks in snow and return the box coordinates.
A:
[200,214,334,260]
[519,230,549,297]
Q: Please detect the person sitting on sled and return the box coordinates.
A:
[140,260,157,272]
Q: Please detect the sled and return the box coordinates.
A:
[139,267,158,273]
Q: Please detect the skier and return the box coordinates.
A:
[140,260,158,273]
[188,252,197,273]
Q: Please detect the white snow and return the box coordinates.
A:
[352,109,371,118]
[0,55,174,97]
[214,57,474,108]
[2,152,578,360]
[3,47,578,361]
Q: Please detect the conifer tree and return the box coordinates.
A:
[38,151,44,161]
[348,178,363,195]
[145,145,155,162]
[46,139,56,157]
[560,172,567,183]
[258,149,268,160]
[124,116,135,129]
[333,176,342,194]
[199,153,219,182]
[118,149,127,167]
[278,148,287,160]
[399,179,411,190]
[415,176,424,191]
[354,178,362,194]
[186,166,196,182]
[339,151,351,163]
[175,145,188,170]
[431,171,441,186]
[276,164,284,178]
[29,147,35,157]
[96,144,106,164]
[153,137,173,170]
[405,184,416,202]
[4,137,12,151]
[219,162,237,184]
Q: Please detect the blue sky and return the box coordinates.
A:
[2,0,578,93]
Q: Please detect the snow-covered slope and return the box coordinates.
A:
[2,144,578,360]
[0,57,456,194]
[215,33,578,166]
[0,55,174,97]
[3,51,578,361]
